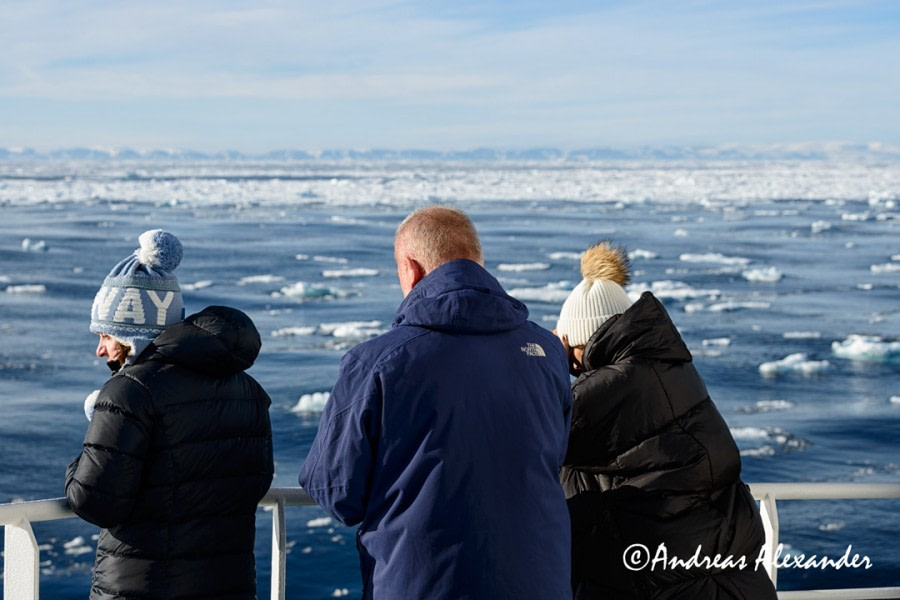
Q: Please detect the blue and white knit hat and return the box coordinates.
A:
[90,230,184,362]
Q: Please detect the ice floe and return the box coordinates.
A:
[497,262,550,272]
[272,326,317,338]
[736,400,794,414]
[730,426,808,456]
[870,262,900,274]
[685,300,771,313]
[508,282,573,303]
[831,335,900,363]
[322,268,379,278]
[679,253,751,266]
[238,274,285,285]
[627,280,720,301]
[275,282,355,301]
[810,220,832,233]
[21,238,48,252]
[702,338,731,347]
[5,284,47,294]
[547,251,581,260]
[306,516,333,528]
[292,392,330,413]
[742,267,783,282]
[759,353,830,376]
[783,331,822,339]
[319,320,384,339]
[628,249,658,260]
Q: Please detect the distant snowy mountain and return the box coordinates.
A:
[1,143,898,162]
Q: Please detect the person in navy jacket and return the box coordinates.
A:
[299,206,573,599]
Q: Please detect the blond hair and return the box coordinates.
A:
[395,205,483,273]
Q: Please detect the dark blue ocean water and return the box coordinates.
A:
[1,161,898,597]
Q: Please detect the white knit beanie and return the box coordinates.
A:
[556,241,633,347]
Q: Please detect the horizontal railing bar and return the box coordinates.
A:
[778,587,900,599]
[749,482,900,500]
[0,487,317,526]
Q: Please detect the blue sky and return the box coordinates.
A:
[2,0,899,152]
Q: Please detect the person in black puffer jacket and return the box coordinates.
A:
[555,241,777,600]
[66,230,274,600]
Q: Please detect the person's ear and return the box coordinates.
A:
[397,253,426,297]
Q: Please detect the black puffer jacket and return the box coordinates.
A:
[560,292,776,600]
[66,306,275,600]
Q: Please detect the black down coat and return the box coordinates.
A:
[66,306,275,600]
[560,292,777,600]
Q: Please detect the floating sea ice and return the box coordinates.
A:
[508,282,572,303]
[783,331,821,339]
[730,427,770,440]
[276,282,352,301]
[759,353,830,376]
[628,280,720,301]
[679,253,751,266]
[63,536,93,556]
[5,284,47,294]
[21,238,48,252]
[702,338,731,347]
[736,400,795,414]
[686,300,770,314]
[332,589,350,598]
[742,267,783,282]
[182,280,213,291]
[818,522,846,532]
[674,229,688,237]
[740,446,776,457]
[497,262,550,272]
[890,396,900,405]
[547,251,581,261]
[292,392,330,413]
[870,263,900,274]
[306,516,333,528]
[238,274,285,285]
[831,335,900,363]
[272,326,317,338]
[810,220,832,233]
[628,249,658,260]
[322,268,379,278]
[319,320,384,339]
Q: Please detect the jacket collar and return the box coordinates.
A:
[392,259,528,334]
[582,291,693,371]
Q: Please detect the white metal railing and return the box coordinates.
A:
[748,482,900,600]
[0,487,315,600]
[2,483,899,600]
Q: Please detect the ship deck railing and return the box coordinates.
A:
[2,483,899,600]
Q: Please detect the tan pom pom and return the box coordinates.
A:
[580,241,630,286]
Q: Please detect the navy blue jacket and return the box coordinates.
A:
[299,260,573,600]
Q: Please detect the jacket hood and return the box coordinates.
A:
[392,259,528,334]
[582,291,692,370]
[148,305,261,376]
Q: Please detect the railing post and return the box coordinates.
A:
[4,516,40,600]
[270,497,286,600]
[758,492,779,588]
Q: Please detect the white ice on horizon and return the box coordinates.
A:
[626,280,721,302]
[3,161,899,208]
[272,326,317,337]
[702,338,731,346]
[296,254,350,264]
[811,220,832,233]
[759,353,830,376]
[182,280,213,291]
[831,335,900,363]
[292,392,330,413]
[319,320,384,339]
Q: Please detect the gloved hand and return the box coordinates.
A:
[84,390,100,421]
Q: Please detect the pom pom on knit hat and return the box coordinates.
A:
[90,230,185,363]
[556,241,634,347]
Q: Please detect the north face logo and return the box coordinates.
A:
[521,342,546,357]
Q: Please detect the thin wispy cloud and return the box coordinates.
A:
[1,0,897,150]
